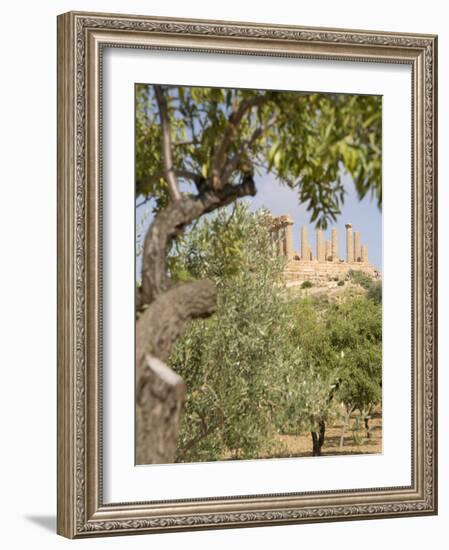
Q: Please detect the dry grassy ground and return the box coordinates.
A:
[219,409,382,461]
[262,409,382,459]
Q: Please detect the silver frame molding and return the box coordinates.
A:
[57,11,438,539]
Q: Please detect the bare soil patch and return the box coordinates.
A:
[261,409,382,459]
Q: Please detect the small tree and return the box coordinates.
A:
[287,296,342,455]
[286,293,382,455]
[326,297,382,447]
[170,203,295,461]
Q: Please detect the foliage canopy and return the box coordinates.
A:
[136,85,382,228]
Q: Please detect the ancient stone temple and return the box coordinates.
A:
[268,214,380,286]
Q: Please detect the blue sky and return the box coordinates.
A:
[136,171,382,276]
[248,171,382,270]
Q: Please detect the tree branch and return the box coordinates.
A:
[136,279,218,366]
[221,113,278,184]
[154,85,182,202]
[173,139,199,146]
[175,409,225,461]
[140,177,257,307]
[136,196,152,210]
[137,169,203,196]
[211,95,269,189]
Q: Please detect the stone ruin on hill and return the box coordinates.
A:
[267,214,381,287]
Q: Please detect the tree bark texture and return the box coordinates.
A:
[311,420,326,456]
[136,355,186,464]
[364,416,371,438]
[136,280,218,365]
[135,280,217,464]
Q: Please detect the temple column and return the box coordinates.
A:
[325,240,331,261]
[316,229,325,262]
[301,225,309,262]
[271,228,276,254]
[277,229,282,256]
[354,231,361,262]
[361,245,369,263]
[345,223,354,263]
[273,227,284,256]
[280,226,287,256]
[331,228,339,262]
[285,218,294,259]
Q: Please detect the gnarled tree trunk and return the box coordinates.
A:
[136,181,256,464]
[136,280,217,464]
[136,355,186,465]
[135,84,259,464]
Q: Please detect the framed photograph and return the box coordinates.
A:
[57,11,438,538]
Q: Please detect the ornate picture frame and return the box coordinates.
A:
[57,11,437,538]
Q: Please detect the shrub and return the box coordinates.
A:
[348,269,372,290]
[169,203,297,462]
[337,280,345,286]
[349,270,382,304]
[301,280,313,289]
[367,280,382,304]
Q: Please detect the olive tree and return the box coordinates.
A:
[286,296,342,456]
[286,294,382,455]
[169,203,294,461]
[327,297,382,446]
